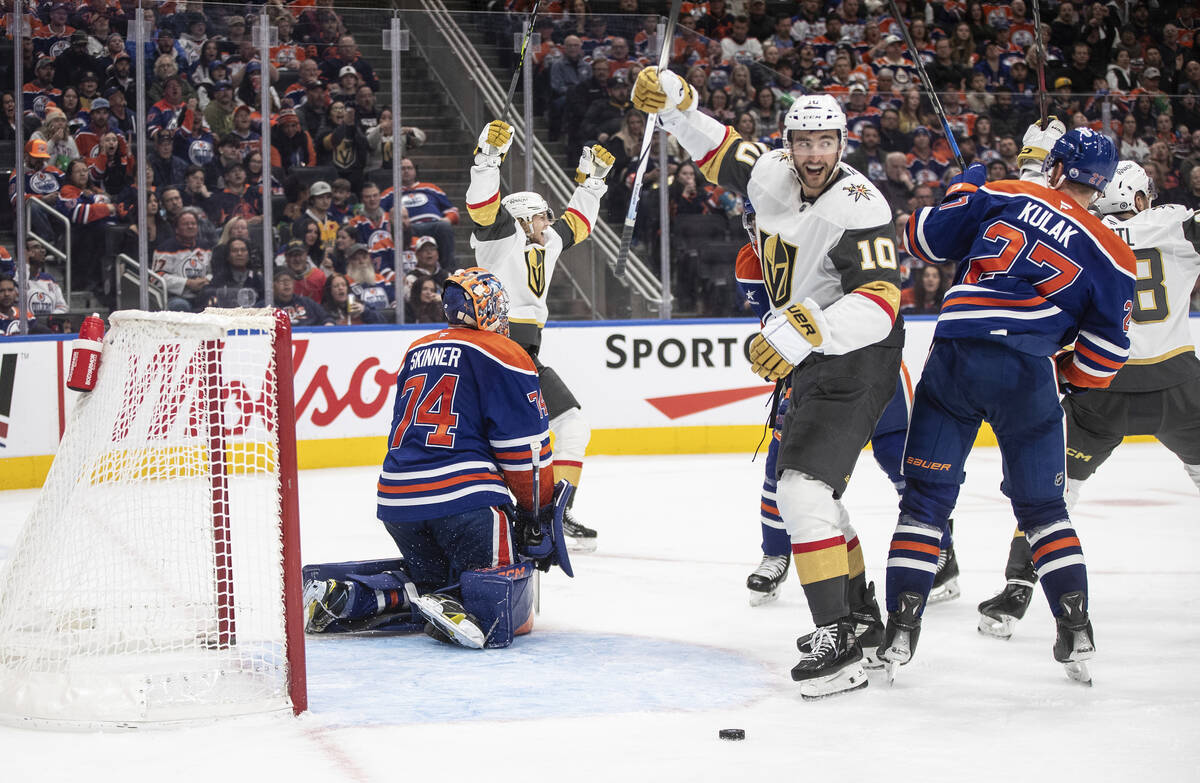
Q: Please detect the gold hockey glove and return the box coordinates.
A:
[632,66,695,114]
[575,144,616,184]
[475,120,514,166]
[749,334,794,381]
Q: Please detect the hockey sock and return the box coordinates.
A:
[939,518,954,549]
[884,514,942,614]
[846,534,868,609]
[1005,527,1036,583]
[760,478,789,557]
[1184,463,1200,492]
[1065,480,1084,513]
[779,472,852,625]
[1027,520,1087,618]
[870,429,907,494]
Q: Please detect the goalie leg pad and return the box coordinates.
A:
[302,559,420,633]
[461,561,538,648]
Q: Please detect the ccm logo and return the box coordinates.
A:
[1066,447,1093,462]
[906,456,952,471]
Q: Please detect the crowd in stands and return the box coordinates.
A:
[2,0,1200,334]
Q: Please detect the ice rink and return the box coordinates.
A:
[1,442,1197,782]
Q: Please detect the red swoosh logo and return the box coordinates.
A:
[646,385,773,419]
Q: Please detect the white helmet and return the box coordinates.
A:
[783,94,848,184]
[502,191,553,222]
[1093,160,1156,216]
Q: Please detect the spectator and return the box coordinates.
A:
[318,103,370,190]
[329,179,355,224]
[330,67,361,103]
[348,182,396,272]
[406,273,444,324]
[396,158,458,264]
[209,237,264,308]
[325,225,357,275]
[1,92,16,140]
[1117,113,1151,163]
[22,239,69,318]
[1167,166,1200,210]
[13,140,65,242]
[296,79,330,136]
[290,215,329,272]
[703,89,737,126]
[749,87,781,141]
[579,75,632,148]
[1107,48,1134,92]
[901,264,949,315]
[271,110,317,172]
[320,35,379,92]
[721,16,764,62]
[229,105,261,158]
[31,106,79,171]
[354,86,381,133]
[0,275,47,336]
[150,129,188,188]
[55,30,101,89]
[410,235,449,290]
[878,151,916,214]
[181,164,214,212]
[668,161,714,216]
[210,217,261,272]
[273,268,333,326]
[280,238,327,302]
[697,0,735,40]
[847,124,887,182]
[152,209,213,312]
[564,58,611,153]
[345,244,395,312]
[878,108,910,152]
[549,35,591,139]
[365,109,426,172]
[324,272,381,325]
[204,81,236,138]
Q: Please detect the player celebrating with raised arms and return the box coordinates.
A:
[465,120,613,553]
[976,160,1200,640]
[303,268,574,649]
[880,129,1136,686]
[633,68,905,699]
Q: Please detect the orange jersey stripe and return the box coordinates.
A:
[890,540,941,557]
[1074,342,1124,370]
[407,328,537,373]
[1032,536,1082,561]
[945,295,1048,308]
[378,471,500,494]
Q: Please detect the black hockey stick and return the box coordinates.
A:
[502,0,542,124]
[1030,0,1049,126]
[615,0,684,279]
[885,0,964,170]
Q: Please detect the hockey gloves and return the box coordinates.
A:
[475,120,514,167]
[1019,117,1066,178]
[749,300,826,381]
[575,144,615,189]
[632,66,696,115]
[1054,350,1090,396]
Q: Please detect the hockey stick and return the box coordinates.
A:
[1030,0,1049,126]
[885,0,965,170]
[615,0,684,279]
[502,0,542,124]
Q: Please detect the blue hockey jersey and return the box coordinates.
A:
[905,179,1137,389]
[377,327,554,524]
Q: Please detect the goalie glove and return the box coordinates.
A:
[474,120,514,167]
[632,66,696,115]
[749,300,827,381]
[1018,117,1066,177]
[575,144,615,190]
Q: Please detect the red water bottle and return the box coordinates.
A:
[67,314,106,392]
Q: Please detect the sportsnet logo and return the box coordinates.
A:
[0,353,17,448]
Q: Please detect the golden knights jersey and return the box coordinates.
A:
[1101,205,1200,392]
[465,163,603,347]
[661,108,904,355]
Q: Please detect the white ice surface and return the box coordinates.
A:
[1,442,1197,782]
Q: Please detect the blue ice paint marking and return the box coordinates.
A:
[306,631,772,726]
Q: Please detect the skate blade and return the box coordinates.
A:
[884,660,900,685]
[1064,661,1093,686]
[927,578,961,605]
[977,614,1017,640]
[799,664,868,700]
[861,648,885,670]
[566,537,597,553]
[748,587,782,607]
[413,597,486,649]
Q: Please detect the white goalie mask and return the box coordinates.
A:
[502,191,554,223]
[1093,160,1156,216]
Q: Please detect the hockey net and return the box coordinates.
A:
[0,309,306,728]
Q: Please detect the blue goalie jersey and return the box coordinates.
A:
[377,327,554,524]
[905,178,1137,389]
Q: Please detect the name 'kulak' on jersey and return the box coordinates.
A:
[905,178,1137,388]
[377,327,554,524]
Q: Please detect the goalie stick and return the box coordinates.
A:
[502,0,542,124]
[615,0,684,279]
[885,0,964,170]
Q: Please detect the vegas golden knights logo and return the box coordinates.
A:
[758,230,797,308]
[525,248,546,297]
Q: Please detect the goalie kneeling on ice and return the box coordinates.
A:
[301,557,538,648]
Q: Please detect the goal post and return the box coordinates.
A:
[0,308,306,728]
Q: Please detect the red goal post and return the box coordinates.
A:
[0,308,306,728]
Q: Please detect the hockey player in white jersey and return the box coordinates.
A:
[633,70,904,699]
[977,160,1200,639]
[465,120,614,552]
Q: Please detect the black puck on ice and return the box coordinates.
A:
[718,728,746,741]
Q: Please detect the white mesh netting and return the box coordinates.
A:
[0,309,298,728]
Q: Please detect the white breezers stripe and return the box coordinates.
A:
[1027,520,1072,546]
[895,523,941,540]
[490,431,551,448]
[381,460,497,480]
[887,556,939,574]
[377,482,509,506]
[1035,553,1086,576]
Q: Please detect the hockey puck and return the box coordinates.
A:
[718,729,745,741]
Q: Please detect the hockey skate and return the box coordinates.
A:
[1053,591,1095,686]
[878,591,924,684]
[928,539,961,604]
[303,578,355,633]
[562,508,598,553]
[746,553,789,606]
[796,582,885,668]
[790,620,868,700]
[411,592,487,649]
[977,580,1036,640]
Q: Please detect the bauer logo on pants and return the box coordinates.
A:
[0,353,18,448]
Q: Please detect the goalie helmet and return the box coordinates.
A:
[741,198,756,243]
[1044,127,1118,193]
[442,267,510,336]
[1093,160,1156,216]
[502,191,553,223]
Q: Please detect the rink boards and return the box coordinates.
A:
[2,316,1198,490]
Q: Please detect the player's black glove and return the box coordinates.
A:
[511,481,575,574]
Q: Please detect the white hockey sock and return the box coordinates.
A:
[1185,463,1200,492]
